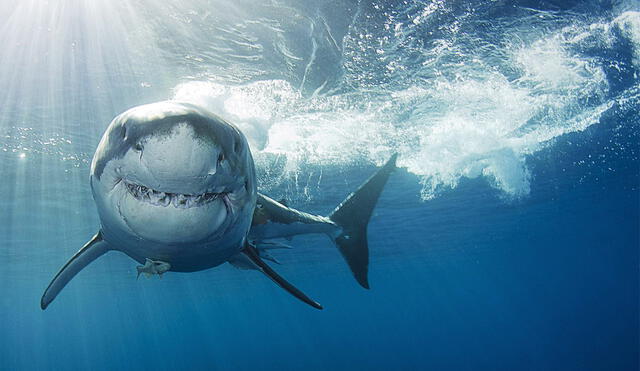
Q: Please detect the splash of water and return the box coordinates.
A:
[172,11,640,200]
[1,1,637,201]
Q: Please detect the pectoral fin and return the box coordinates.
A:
[241,242,322,310]
[41,231,111,310]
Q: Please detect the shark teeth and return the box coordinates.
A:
[125,182,226,209]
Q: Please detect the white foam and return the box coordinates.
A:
[172,20,614,200]
[612,11,640,68]
[515,36,590,90]
[172,80,301,150]
[398,77,538,199]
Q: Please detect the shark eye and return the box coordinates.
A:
[134,142,143,152]
[217,153,225,163]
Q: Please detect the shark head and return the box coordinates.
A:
[90,101,256,246]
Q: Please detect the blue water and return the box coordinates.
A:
[0,0,638,370]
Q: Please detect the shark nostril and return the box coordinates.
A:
[217,153,224,164]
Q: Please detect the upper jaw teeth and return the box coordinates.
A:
[125,182,227,208]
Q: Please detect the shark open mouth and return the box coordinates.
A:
[125,181,233,211]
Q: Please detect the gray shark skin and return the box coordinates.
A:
[41,101,396,310]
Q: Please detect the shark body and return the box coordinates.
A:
[41,101,396,310]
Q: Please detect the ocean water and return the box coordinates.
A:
[0,0,638,369]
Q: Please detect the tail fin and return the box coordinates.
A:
[329,154,397,289]
[136,266,143,280]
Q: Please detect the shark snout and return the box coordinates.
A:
[136,124,226,191]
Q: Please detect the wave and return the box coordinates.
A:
[172,10,639,200]
[1,2,636,201]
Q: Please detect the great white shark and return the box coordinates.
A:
[41,101,396,310]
